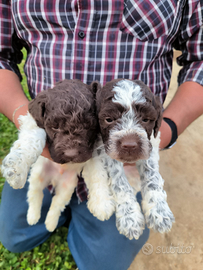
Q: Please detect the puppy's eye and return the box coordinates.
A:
[52,125,59,131]
[105,118,114,124]
[142,119,150,123]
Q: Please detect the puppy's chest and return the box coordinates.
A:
[39,159,84,186]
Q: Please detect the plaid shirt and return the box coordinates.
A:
[0,0,203,201]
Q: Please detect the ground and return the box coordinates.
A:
[129,51,203,270]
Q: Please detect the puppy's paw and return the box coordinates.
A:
[143,199,175,233]
[27,207,41,226]
[45,219,58,232]
[88,196,116,221]
[45,211,59,232]
[1,153,28,189]
[116,202,145,240]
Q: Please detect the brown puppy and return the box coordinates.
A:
[29,79,99,164]
[2,79,99,232]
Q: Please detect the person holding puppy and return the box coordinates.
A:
[0,1,203,270]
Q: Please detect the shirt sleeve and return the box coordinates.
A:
[0,1,22,80]
[174,0,203,87]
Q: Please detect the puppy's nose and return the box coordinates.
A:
[64,149,78,157]
[120,137,137,150]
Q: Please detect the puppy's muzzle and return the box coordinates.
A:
[64,148,93,163]
[64,148,79,157]
[49,142,93,164]
[107,132,152,163]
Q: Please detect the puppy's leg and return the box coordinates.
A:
[45,167,81,232]
[108,158,145,240]
[137,132,175,233]
[1,113,46,189]
[27,156,49,225]
[82,145,115,221]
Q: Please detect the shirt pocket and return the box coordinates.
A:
[12,0,76,35]
[119,0,185,41]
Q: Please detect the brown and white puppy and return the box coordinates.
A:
[2,79,99,232]
[83,79,174,240]
[96,79,162,162]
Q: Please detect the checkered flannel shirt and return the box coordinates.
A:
[0,0,203,201]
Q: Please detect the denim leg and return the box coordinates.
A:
[0,181,69,253]
[0,179,149,269]
[68,192,150,270]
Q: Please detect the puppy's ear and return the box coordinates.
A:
[90,81,102,96]
[153,96,163,137]
[28,92,47,128]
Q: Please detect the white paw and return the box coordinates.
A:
[87,196,116,221]
[27,207,41,226]
[1,152,28,189]
[116,202,145,240]
[45,211,59,232]
[142,198,175,233]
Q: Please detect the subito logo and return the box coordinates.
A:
[142,243,154,255]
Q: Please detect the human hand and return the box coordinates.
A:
[41,142,52,161]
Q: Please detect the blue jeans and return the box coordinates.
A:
[0,181,149,270]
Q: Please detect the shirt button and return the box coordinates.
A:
[78,31,86,39]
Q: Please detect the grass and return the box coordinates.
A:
[0,227,76,270]
[0,49,77,269]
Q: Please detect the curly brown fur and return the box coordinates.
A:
[29,79,99,164]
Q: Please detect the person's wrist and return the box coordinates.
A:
[159,117,178,150]
[163,117,178,149]
[13,102,29,129]
[159,119,172,149]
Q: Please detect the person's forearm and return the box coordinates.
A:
[159,81,203,149]
[0,69,29,129]
[0,69,51,159]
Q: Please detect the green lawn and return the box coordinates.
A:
[0,49,76,270]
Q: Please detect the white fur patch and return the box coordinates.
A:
[27,156,84,232]
[1,113,46,189]
[136,132,175,233]
[82,139,116,221]
[83,137,145,239]
[112,80,146,108]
